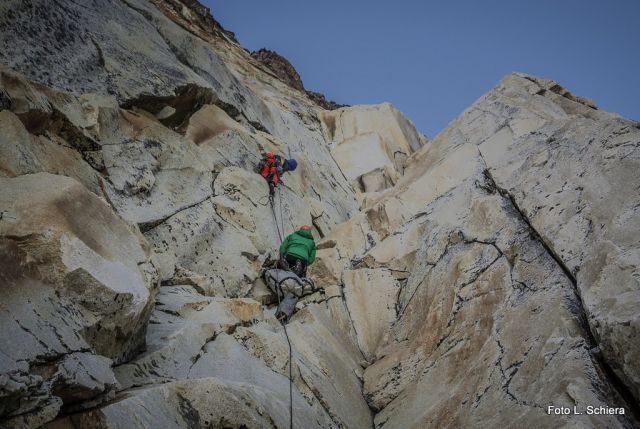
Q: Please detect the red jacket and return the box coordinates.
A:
[259,152,281,185]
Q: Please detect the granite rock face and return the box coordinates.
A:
[472,74,640,404]
[0,1,638,428]
[0,173,154,428]
[319,102,427,196]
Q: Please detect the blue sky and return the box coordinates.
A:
[207,0,639,137]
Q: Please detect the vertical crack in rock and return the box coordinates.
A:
[483,168,640,421]
[394,230,458,322]
[298,369,346,428]
[395,272,429,322]
[482,169,577,286]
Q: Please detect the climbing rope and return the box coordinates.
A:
[271,193,284,244]
[274,278,294,429]
[278,188,285,244]
[284,322,293,429]
[269,186,293,429]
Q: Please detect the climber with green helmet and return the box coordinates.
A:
[278,224,316,278]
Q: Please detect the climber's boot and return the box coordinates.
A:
[276,292,298,323]
[276,311,288,324]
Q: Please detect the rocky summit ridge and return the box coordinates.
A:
[0,1,639,428]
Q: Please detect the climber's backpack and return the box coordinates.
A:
[263,268,315,299]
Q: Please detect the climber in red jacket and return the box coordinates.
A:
[258,152,298,197]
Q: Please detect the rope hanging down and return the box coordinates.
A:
[269,187,293,429]
[275,279,294,429]
[271,192,284,245]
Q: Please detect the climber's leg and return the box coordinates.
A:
[294,259,307,278]
[299,261,308,278]
[278,255,291,272]
[276,292,298,323]
[285,255,306,277]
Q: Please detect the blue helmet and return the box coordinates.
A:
[284,159,298,172]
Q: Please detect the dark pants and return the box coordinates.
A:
[279,254,307,278]
[264,174,278,197]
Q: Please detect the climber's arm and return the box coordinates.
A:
[279,235,290,256]
[309,244,316,264]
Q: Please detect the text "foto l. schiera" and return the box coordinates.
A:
[547,406,625,415]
